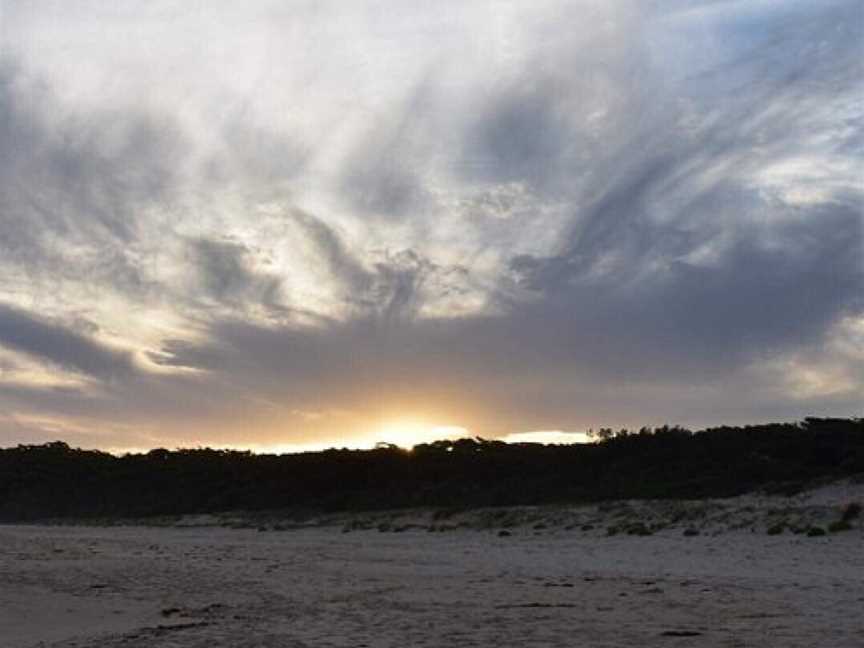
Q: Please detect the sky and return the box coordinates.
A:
[0,0,861,452]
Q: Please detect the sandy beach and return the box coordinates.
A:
[2,485,863,647]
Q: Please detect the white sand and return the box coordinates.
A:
[2,483,863,647]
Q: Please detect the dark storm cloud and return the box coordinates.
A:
[0,303,136,380]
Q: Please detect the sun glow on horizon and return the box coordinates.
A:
[499,430,591,445]
[372,421,471,450]
[223,421,471,456]
[94,424,592,457]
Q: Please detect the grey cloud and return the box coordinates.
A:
[0,1,861,447]
[370,249,434,321]
[0,61,182,302]
[289,209,469,321]
[340,148,426,218]
[336,79,441,219]
[144,0,863,437]
[512,204,862,372]
[205,118,311,195]
[190,237,284,310]
[0,303,136,380]
[361,250,470,322]
[463,78,579,187]
[147,338,230,371]
[0,415,148,451]
[0,382,107,420]
[289,209,374,296]
[490,0,864,376]
[0,65,181,239]
[146,248,863,432]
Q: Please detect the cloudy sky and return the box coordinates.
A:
[0,0,861,452]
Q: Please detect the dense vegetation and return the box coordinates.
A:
[0,418,862,521]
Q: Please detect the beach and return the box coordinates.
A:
[2,484,862,647]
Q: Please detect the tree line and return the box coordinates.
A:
[0,417,861,521]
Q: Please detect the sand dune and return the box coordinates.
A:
[2,481,862,647]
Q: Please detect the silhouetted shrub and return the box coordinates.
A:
[828,520,852,533]
[626,522,652,536]
[841,501,861,522]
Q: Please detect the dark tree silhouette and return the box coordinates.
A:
[0,418,861,521]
